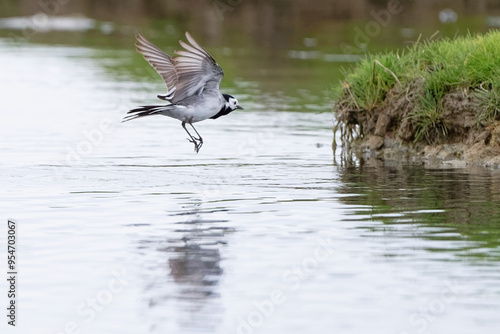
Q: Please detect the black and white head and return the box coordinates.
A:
[224,94,244,111]
[210,94,244,120]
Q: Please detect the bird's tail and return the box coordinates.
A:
[122,105,173,122]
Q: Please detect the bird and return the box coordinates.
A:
[123,32,244,153]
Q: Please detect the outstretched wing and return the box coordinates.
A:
[172,32,224,103]
[135,33,178,99]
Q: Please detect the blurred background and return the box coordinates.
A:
[3,2,500,334]
[2,0,500,102]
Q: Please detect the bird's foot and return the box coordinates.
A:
[194,140,202,153]
[187,137,203,153]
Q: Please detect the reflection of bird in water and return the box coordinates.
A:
[168,239,223,298]
[162,216,232,301]
[136,199,233,333]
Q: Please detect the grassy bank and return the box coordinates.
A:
[334,31,500,151]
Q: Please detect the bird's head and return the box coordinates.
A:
[224,94,244,111]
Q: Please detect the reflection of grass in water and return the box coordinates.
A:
[337,165,500,260]
[335,31,500,143]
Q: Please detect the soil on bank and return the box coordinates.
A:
[334,31,500,168]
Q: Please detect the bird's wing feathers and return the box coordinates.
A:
[135,32,223,103]
[135,33,178,94]
[172,32,224,103]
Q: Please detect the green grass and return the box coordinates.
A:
[334,30,500,143]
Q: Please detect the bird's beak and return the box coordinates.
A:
[236,105,244,110]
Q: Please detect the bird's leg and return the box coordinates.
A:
[189,123,203,144]
[189,122,203,152]
[182,121,203,153]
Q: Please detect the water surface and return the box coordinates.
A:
[1,16,500,334]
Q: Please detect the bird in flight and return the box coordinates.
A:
[123,32,243,153]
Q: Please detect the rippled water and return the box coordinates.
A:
[2,36,500,334]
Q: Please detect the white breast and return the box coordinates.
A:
[189,91,225,123]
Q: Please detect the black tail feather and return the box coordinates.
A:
[122,105,166,122]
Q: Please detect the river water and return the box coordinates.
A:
[1,19,500,334]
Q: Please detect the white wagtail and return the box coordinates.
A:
[123,32,243,153]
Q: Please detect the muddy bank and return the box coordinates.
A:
[334,31,500,168]
[335,78,500,168]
